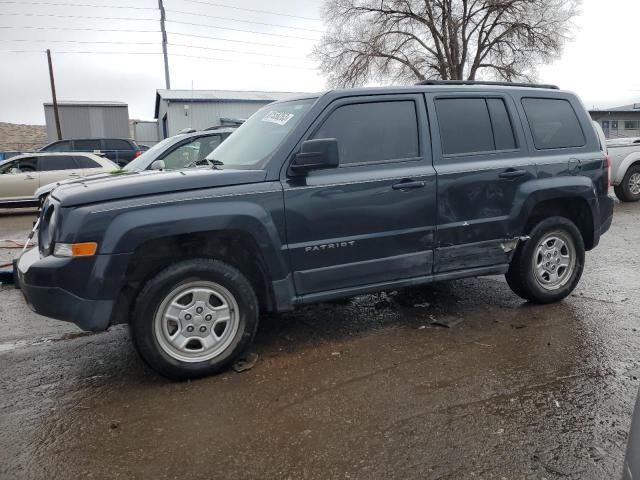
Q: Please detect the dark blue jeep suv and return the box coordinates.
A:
[17,81,614,379]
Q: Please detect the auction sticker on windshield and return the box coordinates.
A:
[262,111,295,126]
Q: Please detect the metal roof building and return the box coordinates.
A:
[43,101,130,142]
[590,103,640,139]
[154,89,307,139]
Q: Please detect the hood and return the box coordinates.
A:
[52,168,266,207]
[36,171,117,198]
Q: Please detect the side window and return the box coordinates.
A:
[74,155,101,168]
[0,158,37,173]
[435,98,517,155]
[38,155,79,171]
[521,98,585,150]
[104,139,131,150]
[74,139,101,151]
[487,99,517,150]
[43,141,72,152]
[313,101,420,165]
[161,139,204,169]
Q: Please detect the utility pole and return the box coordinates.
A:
[158,0,171,89]
[46,49,62,141]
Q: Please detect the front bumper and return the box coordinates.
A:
[17,247,129,332]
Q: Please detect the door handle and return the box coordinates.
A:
[69,172,80,176]
[392,180,426,190]
[499,169,527,180]
[24,174,35,180]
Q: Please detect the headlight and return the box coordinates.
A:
[53,242,98,257]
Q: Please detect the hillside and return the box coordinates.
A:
[0,122,48,151]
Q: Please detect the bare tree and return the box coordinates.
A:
[313,0,580,87]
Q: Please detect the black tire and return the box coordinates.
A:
[505,217,585,304]
[614,164,640,202]
[130,258,259,380]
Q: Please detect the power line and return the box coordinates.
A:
[0,25,159,33]
[0,0,157,9]
[1,39,160,45]
[168,19,318,41]
[176,0,321,22]
[167,31,297,49]
[0,12,157,21]
[169,42,311,61]
[0,39,311,61]
[166,8,324,33]
[0,49,317,70]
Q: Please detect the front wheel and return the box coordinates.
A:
[506,217,585,304]
[130,258,259,380]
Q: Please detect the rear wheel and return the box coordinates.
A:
[614,165,640,202]
[130,258,259,380]
[506,217,585,304]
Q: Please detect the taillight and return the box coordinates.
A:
[133,150,142,158]
[604,155,612,187]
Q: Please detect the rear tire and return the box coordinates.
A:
[506,217,585,304]
[614,165,640,202]
[130,258,259,380]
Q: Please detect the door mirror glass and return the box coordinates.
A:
[150,160,166,171]
[289,138,339,176]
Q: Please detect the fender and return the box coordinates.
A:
[614,151,640,185]
[509,175,599,241]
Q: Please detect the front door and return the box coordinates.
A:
[282,95,437,297]
[427,93,536,273]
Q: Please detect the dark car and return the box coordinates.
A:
[17,81,614,380]
[40,138,142,167]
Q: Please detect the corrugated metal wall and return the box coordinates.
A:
[132,120,159,145]
[157,100,272,138]
[44,105,130,141]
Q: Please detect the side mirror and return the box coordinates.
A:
[150,160,166,171]
[289,138,339,176]
[10,167,20,174]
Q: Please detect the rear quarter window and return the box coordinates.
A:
[521,98,585,150]
[103,139,132,150]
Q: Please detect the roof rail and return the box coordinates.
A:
[416,80,559,90]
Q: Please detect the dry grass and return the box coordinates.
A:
[0,122,48,152]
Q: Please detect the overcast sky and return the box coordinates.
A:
[0,0,638,125]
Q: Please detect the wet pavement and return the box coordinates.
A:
[1,203,638,479]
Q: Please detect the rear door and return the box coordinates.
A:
[282,94,437,296]
[427,92,536,273]
[37,155,83,187]
[0,157,39,200]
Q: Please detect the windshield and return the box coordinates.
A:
[125,136,180,171]
[206,99,314,169]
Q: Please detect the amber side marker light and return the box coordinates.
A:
[53,242,98,257]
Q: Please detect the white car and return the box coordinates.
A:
[605,137,640,202]
[0,152,117,208]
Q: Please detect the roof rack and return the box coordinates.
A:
[416,80,559,90]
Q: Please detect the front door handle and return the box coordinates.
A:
[392,180,426,190]
[499,169,527,180]
[24,174,35,180]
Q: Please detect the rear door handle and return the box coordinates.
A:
[499,169,527,180]
[392,180,426,190]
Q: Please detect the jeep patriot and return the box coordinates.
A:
[17,81,614,379]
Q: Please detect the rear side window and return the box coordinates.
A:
[43,141,72,152]
[435,98,516,155]
[38,155,78,171]
[74,139,101,151]
[521,98,585,149]
[104,139,131,150]
[313,101,419,165]
[74,156,101,168]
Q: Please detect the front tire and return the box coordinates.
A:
[130,258,259,380]
[614,165,640,202]
[506,217,585,304]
